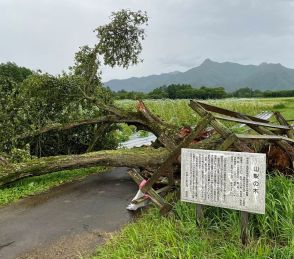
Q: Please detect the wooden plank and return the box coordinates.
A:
[274,112,294,139]
[236,134,294,143]
[189,101,254,153]
[189,101,233,137]
[141,114,213,193]
[217,134,238,151]
[128,169,172,214]
[196,101,270,123]
[236,111,273,129]
[213,114,291,130]
[131,185,172,204]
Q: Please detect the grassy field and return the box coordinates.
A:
[117,97,294,127]
[95,97,294,258]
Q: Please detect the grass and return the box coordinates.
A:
[271,98,294,120]
[0,166,107,206]
[117,97,294,127]
[94,97,294,258]
[94,174,294,259]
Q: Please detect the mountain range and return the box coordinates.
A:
[105,59,294,92]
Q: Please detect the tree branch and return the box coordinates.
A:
[18,101,180,149]
[17,115,147,140]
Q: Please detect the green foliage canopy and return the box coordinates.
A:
[0,9,149,159]
[96,9,148,68]
[0,62,32,83]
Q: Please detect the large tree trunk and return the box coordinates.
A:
[0,133,227,188]
[0,147,169,187]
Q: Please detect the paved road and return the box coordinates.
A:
[0,167,137,259]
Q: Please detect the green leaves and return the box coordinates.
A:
[71,45,102,96]
[0,62,32,83]
[0,9,149,157]
[95,9,148,68]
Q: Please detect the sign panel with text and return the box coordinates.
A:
[181,149,266,214]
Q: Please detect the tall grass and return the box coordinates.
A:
[117,98,294,127]
[100,98,294,259]
[94,173,294,258]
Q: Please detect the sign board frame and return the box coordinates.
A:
[181,148,266,245]
[181,148,266,214]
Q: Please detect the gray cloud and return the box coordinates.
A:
[1,0,294,81]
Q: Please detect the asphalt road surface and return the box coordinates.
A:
[0,167,137,259]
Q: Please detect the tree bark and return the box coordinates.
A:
[0,134,237,188]
[0,147,169,187]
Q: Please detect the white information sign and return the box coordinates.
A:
[181,149,266,214]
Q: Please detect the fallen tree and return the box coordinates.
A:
[0,99,222,187]
[0,147,169,187]
[1,98,294,217]
[1,9,294,215]
[1,99,294,187]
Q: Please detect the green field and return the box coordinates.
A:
[117,97,294,126]
[95,97,294,258]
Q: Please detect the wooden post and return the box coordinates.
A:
[274,111,294,139]
[217,133,238,151]
[189,101,254,153]
[240,211,249,245]
[196,204,204,226]
[141,114,213,193]
[128,169,172,215]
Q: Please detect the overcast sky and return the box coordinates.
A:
[1,0,294,81]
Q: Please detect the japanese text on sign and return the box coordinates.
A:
[181,149,266,214]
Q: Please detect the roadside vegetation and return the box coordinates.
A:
[93,97,294,258]
[94,174,294,258]
[0,167,107,206]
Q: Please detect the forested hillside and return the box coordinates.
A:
[105,59,294,92]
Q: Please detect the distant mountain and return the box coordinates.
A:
[105,59,294,92]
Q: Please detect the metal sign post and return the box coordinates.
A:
[181,148,266,245]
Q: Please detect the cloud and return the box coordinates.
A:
[1,0,294,81]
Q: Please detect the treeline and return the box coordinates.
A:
[114,84,294,100]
